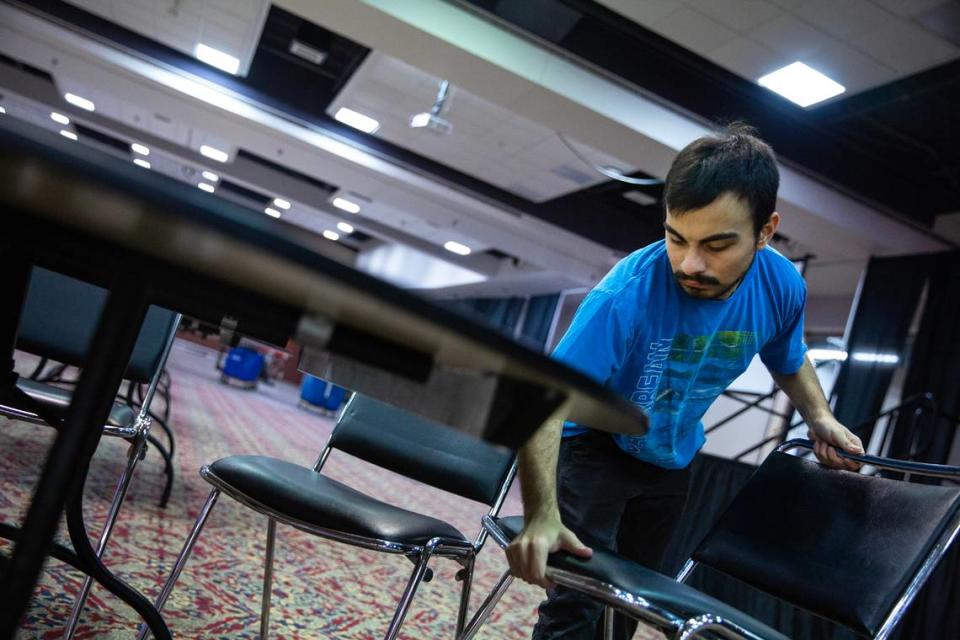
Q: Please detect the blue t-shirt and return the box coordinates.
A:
[553,240,807,469]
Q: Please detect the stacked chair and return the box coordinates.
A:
[464,439,960,640]
[139,393,517,639]
[0,266,180,638]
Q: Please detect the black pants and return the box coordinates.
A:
[532,431,691,640]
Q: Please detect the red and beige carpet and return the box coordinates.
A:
[1,341,661,639]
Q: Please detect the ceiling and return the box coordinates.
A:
[0,0,956,332]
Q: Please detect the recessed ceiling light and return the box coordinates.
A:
[50,112,70,125]
[131,143,150,156]
[198,182,215,193]
[273,197,291,210]
[200,144,229,163]
[333,107,380,134]
[444,240,471,256]
[264,207,282,218]
[59,129,77,141]
[323,230,340,241]
[133,158,151,169]
[201,170,219,182]
[194,43,240,75]
[336,221,354,234]
[332,197,361,214]
[64,93,95,111]
[757,62,845,107]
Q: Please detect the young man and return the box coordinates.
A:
[506,125,865,640]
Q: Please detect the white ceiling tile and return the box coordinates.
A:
[870,0,948,18]
[687,0,783,33]
[595,0,681,25]
[751,13,837,59]
[791,0,895,39]
[709,37,791,80]
[650,7,741,56]
[803,40,897,94]
[852,19,958,73]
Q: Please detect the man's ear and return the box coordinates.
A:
[757,212,780,248]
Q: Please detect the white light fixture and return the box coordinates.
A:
[50,112,70,125]
[264,207,282,218]
[64,92,95,111]
[194,43,240,75]
[133,158,151,169]
[198,182,215,193]
[444,240,471,256]
[333,107,380,134]
[336,221,354,234]
[272,197,291,210]
[59,129,77,141]
[807,348,848,362]
[758,62,845,107]
[409,112,431,128]
[0,105,6,114]
[323,230,340,241]
[200,144,229,163]
[851,352,899,365]
[201,170,219,182]
[131,142,150,156]
[332,197,361,214]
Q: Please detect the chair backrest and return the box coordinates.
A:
[16,266,178,383]
[691,450,960,637]
[329,394,515,506]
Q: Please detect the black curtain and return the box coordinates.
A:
[663,454,957,639]
[889,250,960,465]
[831,254,931,443]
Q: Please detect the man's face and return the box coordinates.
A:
[664,192,778,300]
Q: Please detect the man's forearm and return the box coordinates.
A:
[517,416,564,521]
[771,356,832,425]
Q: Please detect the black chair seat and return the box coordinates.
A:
[208,455,469,546]
[494,516,790,640]
[15,378,135,428]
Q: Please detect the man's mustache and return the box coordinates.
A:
[674,271,720,286]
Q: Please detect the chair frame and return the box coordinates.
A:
[1,312,181,640]
[139,400,518,640]
[461,439,960,640]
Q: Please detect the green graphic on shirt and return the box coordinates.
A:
[652,331,757,415]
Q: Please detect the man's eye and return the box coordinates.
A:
[706,243,733,252]
[668,236,685,245]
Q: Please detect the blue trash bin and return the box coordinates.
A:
[222,347,264,388]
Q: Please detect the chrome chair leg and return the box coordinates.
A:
[454,555,475,637]
[260,518,277,639]
[136,488,221,640]
[457,569,513,640]
[63,434,147,640]
[603,605,615,640]
[384,538,440,640]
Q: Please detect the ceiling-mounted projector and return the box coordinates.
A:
[410,79,453,135]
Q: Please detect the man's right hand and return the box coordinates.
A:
[505,514,593,588]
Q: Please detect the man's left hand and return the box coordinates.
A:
[808,419,864,471]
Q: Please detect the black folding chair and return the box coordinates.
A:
[139,393,518,639]
[0,266,180,639]
[466,439,960,640]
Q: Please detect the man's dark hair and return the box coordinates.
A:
[664,124,779,236]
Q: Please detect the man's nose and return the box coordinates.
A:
[680,249,706,274]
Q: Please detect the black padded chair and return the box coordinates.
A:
[0,266,181,639]
[140,393,518,640]
[463,439,960,640]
